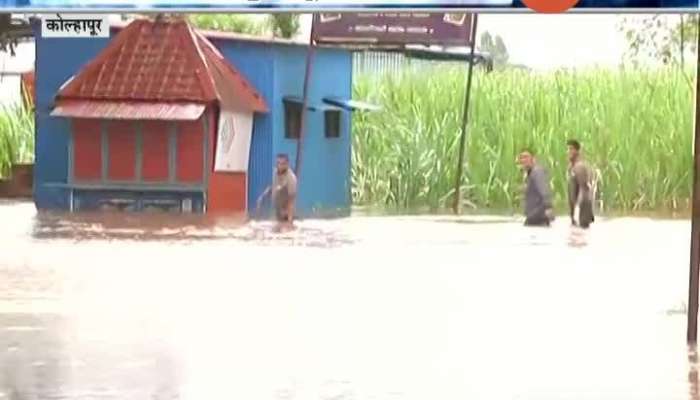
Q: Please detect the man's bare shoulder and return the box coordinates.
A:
[287,170,298,183]
[572,161,591,175]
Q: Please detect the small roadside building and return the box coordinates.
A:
[33,17,356,216]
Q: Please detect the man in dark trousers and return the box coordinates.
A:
[518,149,554,227]
[567,139,595,229]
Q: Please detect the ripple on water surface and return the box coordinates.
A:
[0,200,695,400]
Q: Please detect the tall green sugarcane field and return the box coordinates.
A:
[0,104,34,179]
[0,65,693,215]
[352,66,694,214]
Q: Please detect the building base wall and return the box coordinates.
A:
[72,190,205,213]
[34,184,71,211]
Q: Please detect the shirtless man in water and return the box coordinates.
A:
[257,153,297,232]
[567,139,595,229]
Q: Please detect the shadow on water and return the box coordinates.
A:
[429,217,517,225]
[0,313,184,400]
[3,200,699,399]
[31,209,247,240]
[29,210,356,248]
[26,205,589,249]
[0,314,65,400]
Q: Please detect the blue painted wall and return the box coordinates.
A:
[33,22,110,210]
[34,24,353,217]
[272,46,353,217]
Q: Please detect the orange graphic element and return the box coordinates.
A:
[522,0,579,13]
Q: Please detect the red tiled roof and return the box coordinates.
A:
[55,19,268,114]
[195,32,267,113]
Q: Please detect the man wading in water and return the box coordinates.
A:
[256,153,297,232]
[518,149,554,227]
[567,139,595,229]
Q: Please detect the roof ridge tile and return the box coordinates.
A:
[55,18,268,113]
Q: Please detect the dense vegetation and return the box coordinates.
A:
[1,63,694,215]
[352,67,694,214]
[0,104,34,178]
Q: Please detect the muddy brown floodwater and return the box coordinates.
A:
[0,199,697,400]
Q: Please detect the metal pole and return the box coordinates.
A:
[688,16,700,343]
[294,13,317,178]
[452,14,479,214]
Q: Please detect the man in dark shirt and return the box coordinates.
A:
[567,139,595,229]
[518,149,554,227]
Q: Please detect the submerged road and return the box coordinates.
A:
[0,200,695,400]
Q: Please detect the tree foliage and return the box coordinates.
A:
[0,14,32,57]
[478,31,509,68]
[619,14,698,67]
[185,14,301,39]
[187,14,267,35]
[267,14,301,39]
[100,14,303,40]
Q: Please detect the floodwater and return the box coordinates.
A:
[0,199,696,400]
